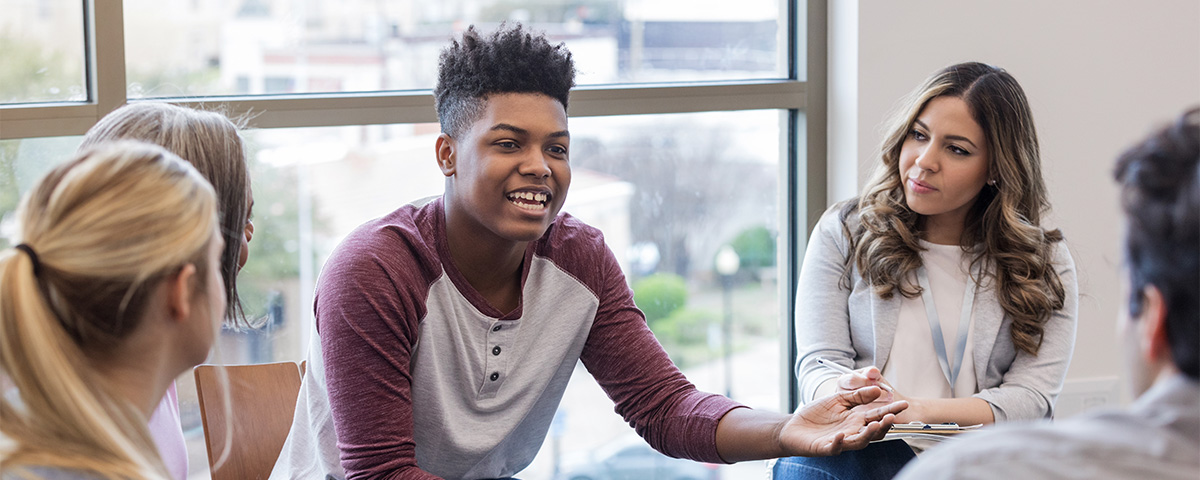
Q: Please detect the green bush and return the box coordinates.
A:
[730,225,776,269]
[655,307,717,345]
[651,307,720,369]
[633,273,688,325]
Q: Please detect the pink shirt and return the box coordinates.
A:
[147,381,189,480]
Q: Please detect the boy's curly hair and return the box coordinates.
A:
[1115,107,1200,380]
[434,23,576,137]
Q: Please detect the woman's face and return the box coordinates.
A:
[898,95,990,228]
[237,191,254,270]
[190,228,228,364]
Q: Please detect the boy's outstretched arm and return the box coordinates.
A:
[714,387,907,462]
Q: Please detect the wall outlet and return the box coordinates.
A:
[1054,377,1120,420]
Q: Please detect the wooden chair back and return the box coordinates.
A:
[193,362,303,480]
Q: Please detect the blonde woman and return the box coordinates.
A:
[78,103,254,479]
[776,62,1079,479]
[0,142,224,479]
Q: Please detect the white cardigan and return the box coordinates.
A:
[794,207,1079,421]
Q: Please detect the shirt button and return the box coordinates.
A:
[492,325,502,332]
[490,372,500,381]
[492,346,502,356]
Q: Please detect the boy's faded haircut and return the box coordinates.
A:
[1114,107,1200,380]
[434,23,576,137]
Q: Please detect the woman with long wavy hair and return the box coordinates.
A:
[0,142,224,479]
[775,62,1078,479]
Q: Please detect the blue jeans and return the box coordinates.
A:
[772,440,915,480]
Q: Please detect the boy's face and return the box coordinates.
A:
[1118,264,1175,399]
[439,92,571,244]
[1118,272,1155,398]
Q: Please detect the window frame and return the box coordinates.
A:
[0,0,828,413]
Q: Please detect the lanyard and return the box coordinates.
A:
[916,262,979,389]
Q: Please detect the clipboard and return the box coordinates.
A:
[887,421,982,435]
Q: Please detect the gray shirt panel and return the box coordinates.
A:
[411,256,597,479]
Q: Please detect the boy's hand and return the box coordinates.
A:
[778,386,907,456]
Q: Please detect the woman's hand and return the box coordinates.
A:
[833,366,894,400]
[831,368,923,422]
[830,369,997,425]
[778,386,908,456]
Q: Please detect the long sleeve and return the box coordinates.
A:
[579,239,744,463]
[319,230,441,480]
[794,208,859,404]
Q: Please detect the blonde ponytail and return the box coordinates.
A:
[0,141,217,479]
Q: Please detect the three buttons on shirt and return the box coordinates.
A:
[489,324,504,382]
[479,321,515,397]
[490,337,501,381]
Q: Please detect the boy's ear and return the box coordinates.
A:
[436,134,456,177]
[167,264,198,324]
[1138,285,1173,364]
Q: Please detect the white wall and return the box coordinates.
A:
[828,0,1200,409]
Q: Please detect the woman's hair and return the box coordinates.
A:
[845,62,1065,355]
[0,142,217,478]
[79,102,250,327]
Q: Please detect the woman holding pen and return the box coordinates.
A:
[776,62,1079,479]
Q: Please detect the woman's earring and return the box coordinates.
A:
[988,178,998,187]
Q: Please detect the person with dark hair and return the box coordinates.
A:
[270,23,905,480]
[776,62,1079,479]
[895,108,1200,480]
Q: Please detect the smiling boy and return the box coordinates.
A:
[271,24,904,480]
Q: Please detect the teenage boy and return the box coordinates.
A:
[271,24,905,480]
[896,108,1200,479]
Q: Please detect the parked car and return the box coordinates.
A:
[557,436,721,480]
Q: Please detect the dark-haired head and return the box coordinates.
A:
[434,23,576,137]
[1114,107,1200,381]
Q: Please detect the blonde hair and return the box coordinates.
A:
[0,142,217,478]
[846,62,1065,355]
[80,102,251,328]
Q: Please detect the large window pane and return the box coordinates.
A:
[0,1,86,104]
[1,118,786,480]
[535,111,783,480]
[222,110,781,479]
[124,0,787,98]
[0,137,83,245]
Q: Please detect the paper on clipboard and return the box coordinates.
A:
[873,422,983,445]
[887,421,983,435]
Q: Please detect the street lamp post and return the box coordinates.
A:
[715,245,740,398]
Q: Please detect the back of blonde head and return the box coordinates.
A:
[0,142,217,479]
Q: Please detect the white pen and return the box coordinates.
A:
[815,357,894,393]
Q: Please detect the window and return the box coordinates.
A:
[121,0,789,97]
[0,1,826,479]
[0,1,86,104]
